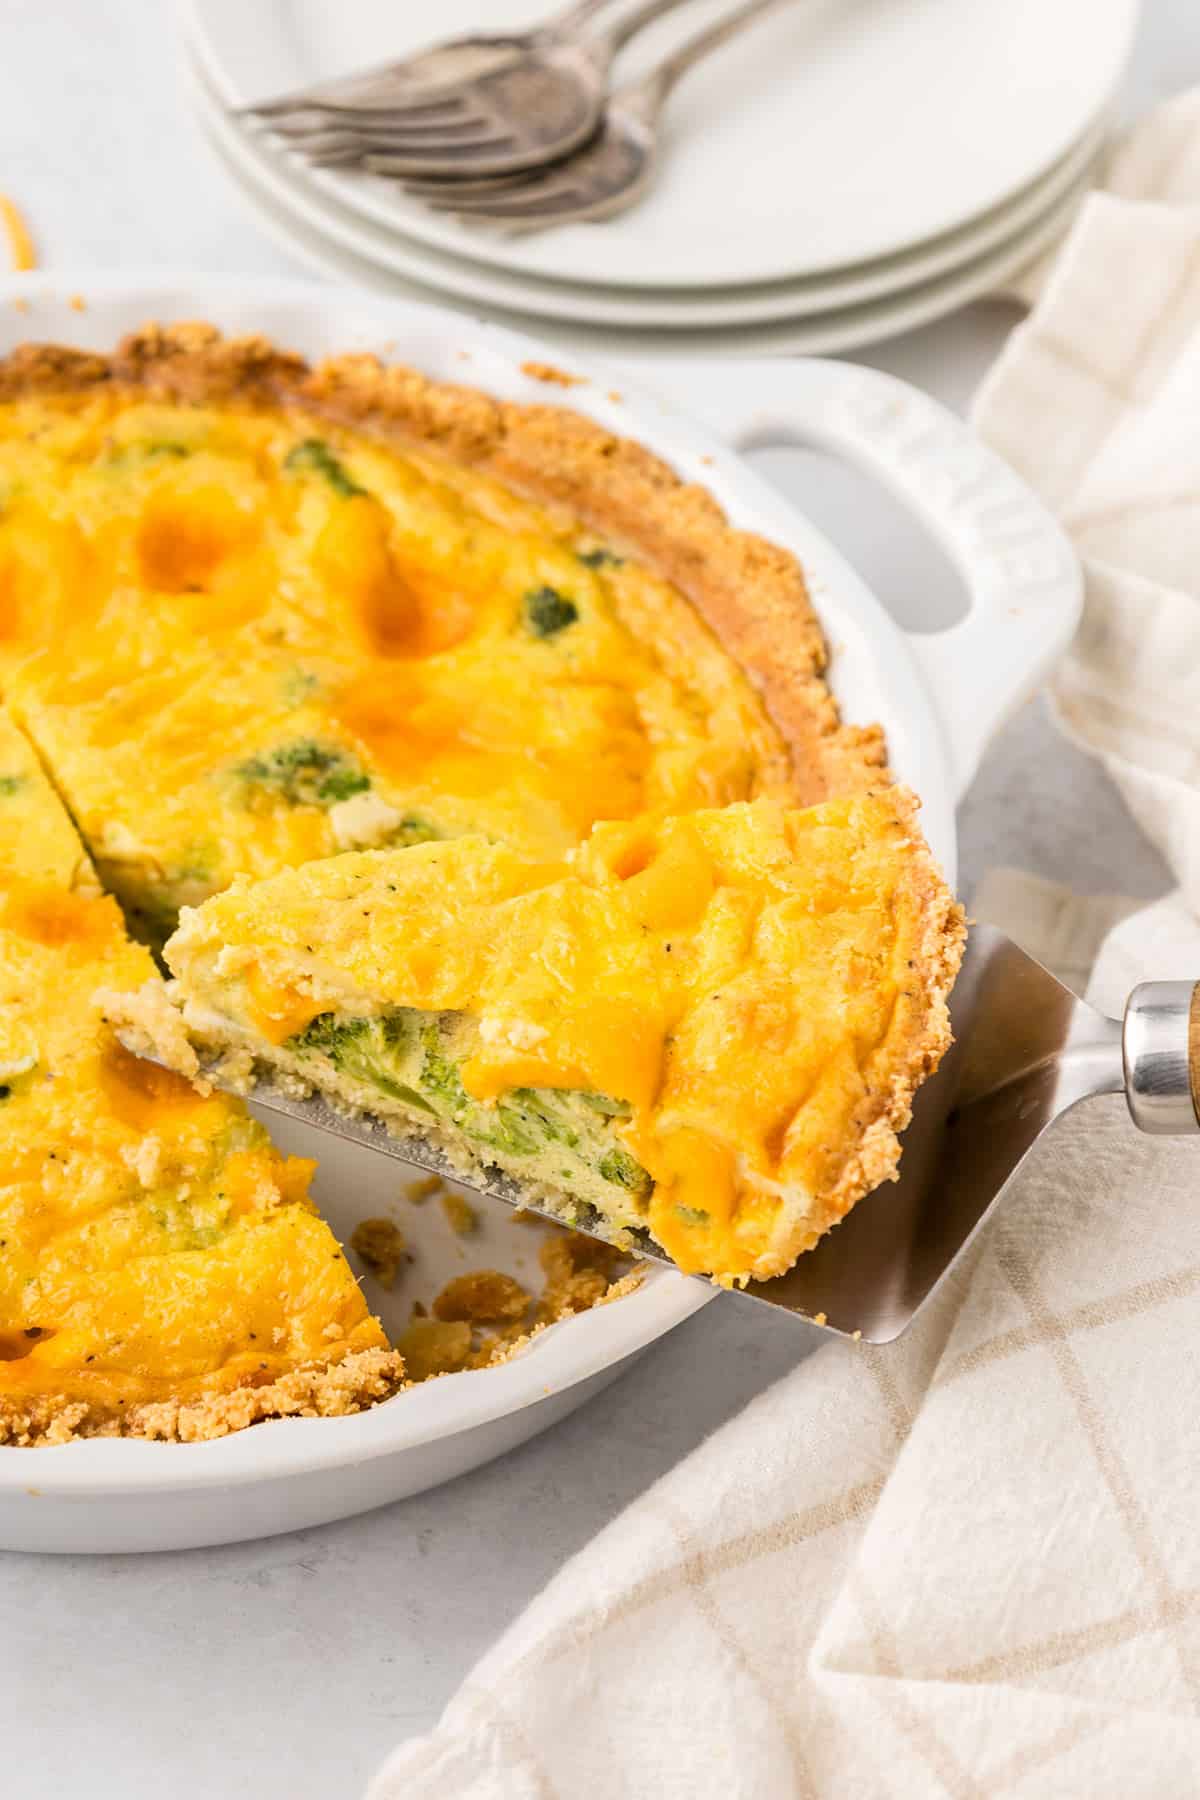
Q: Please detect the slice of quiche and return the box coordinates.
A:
[0,711,402,1445]
[0,326,881,944]
[154,791,964,1285]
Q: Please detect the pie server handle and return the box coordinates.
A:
[1123,981,1200,1135]
[625,356,1082,803]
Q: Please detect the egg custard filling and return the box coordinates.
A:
[0,324,964,1432]
[0,710,401,1445]
[146,791,963,1285]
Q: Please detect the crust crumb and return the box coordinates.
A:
[396,1317,472,1380]
[350,1217,407,1290]
[434,1270,530,1324]
[406,1174,444,1205]
[521,359,585,388]
[441,1190,478,1236]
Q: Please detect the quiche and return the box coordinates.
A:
[0,708,401,1445]
[0,323,964,1420]
[155,792,963,1284]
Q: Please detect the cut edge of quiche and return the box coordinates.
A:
[126,789,965,1288]
[0,708,403,1447]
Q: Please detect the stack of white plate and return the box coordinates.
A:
[184,0,1138,357]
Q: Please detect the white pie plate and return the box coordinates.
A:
[0,273,1081,1552]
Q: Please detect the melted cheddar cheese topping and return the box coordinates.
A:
[0,390,795,942]
[0,712,393,1439]
[164,793,960,1283]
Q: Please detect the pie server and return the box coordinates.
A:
[136,924,1200,1345]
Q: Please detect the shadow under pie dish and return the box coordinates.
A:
[0,322,963,1442]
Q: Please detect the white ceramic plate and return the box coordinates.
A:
[200,100,1093,361]
[187,45,1109,332]
[187,0,1138,291]
[0,273,1081,1552]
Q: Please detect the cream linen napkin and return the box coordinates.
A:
[369,95,1200,1799]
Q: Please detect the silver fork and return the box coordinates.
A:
[242,0,698,181]
[240,0,616,116]
[383,0,795,230]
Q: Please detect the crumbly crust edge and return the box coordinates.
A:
[0,322,887,804]
[755,788,967,1280]
[0,1347,406,1448]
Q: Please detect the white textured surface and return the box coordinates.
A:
[0,3,1193,1796]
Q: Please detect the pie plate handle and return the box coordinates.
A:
[631,357,1082,800]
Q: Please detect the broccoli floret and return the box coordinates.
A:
[419,1025,471,1117]
[289,1012,433,1111]
[384,814,442,848]
[576,547,623,569]
[579,1091,632,1119]
[523,586,578,637]
[233,740,370,809]
[284,438,366,499]
[485,1106,544,1156]
[289,1013,354,1058]
[507,1089,580,1149]
[599,1146,653,1200]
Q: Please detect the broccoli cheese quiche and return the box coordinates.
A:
[156,791,962,1285]
[0,323,964,1401]
[0,326,881,946]
[0,709,401,1445]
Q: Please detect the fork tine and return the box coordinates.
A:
[335,117,504,146]
[289,92,478,123]
[238,84,413,120]
[357,137,530,172]
[247,108,479,145]
[264,112,496,150]
[298,148,370,170]
[235,64,446,118]
[261,129,376,160]
[238,36,527,118]
[243,92,476,132]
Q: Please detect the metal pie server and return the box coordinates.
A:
[151,924,1200,1344]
